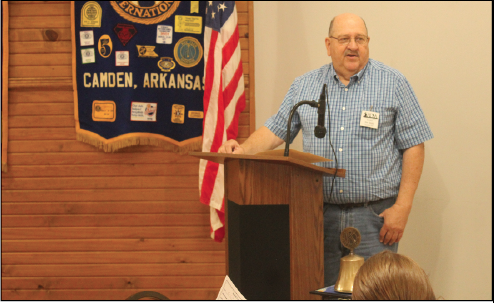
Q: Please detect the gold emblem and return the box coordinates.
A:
[137,45,159,58]
[157,57,176,72]
[110,1,181,25]
[81,1,102,28]
[190,1,199,13]
[92,101,116,122]
[188,111,203,119]
[174,36,203,68]
[98,35,113,58]
[171,104,185,124]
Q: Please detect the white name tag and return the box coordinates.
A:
[360,110,380,129]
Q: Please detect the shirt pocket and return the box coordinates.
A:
[353,106,395,140]
[355,126,379,140]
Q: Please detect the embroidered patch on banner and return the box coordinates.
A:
[110,1,181,25]
[157,25,173,44]
[174,36,203,68]
[115,51,129,66]
[137,45,159,58]
[171,104,185,124]
[81,48,96,64]
[157,57,176,72]
[81,1,102,27]
[174,15,202,34]
[80,30,94,46]
[98,34,113,58]
[188,111,203,119]
[190,1,199,13]
[114,23,137,46]
[131,102,157,122]
[92,100,116,122]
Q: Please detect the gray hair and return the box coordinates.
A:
[328,16,368,37]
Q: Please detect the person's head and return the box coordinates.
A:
[351,250,436,300]
[325,13,370,79]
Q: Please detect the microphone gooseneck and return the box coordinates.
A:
[283,83,328,157]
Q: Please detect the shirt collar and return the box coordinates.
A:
[328,60,370,83]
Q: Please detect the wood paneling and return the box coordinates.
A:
[1,289,220,300]
[2,276,225,289]
[2,239,225,252]
[2,226,213,240]
[2,1,255,300]
[1,201,210,215]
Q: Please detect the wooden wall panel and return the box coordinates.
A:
[1,1,255,300]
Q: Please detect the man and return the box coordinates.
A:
[218,13,433,286]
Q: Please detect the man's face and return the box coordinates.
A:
[325,15,370,77]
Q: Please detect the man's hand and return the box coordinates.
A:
[217,127,284,155]
[378,143,425,245]
[378,203,411,245]
[218,139,245,154]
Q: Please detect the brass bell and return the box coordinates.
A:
[334,227,364,293]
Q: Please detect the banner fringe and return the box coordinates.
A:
[76,133,202,154]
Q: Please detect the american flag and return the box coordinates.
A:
[199,1,246,242]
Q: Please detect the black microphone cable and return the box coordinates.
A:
[325,87,338,198]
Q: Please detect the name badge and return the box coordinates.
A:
[360,110,380,129]
[80,30,94,46]
[157,25,173,44]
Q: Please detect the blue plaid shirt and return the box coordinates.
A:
[265,59,434,204]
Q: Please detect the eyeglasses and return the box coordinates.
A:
[329,36,368,45]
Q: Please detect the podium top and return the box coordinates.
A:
[189,151,345,178]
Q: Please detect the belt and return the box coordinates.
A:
[335,199,383,210]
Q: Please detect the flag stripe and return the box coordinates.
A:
[223,60,244,110]
[222,25,239,68]
[202,29,218,131]
[210,74,225,153]
[226,89,246,140]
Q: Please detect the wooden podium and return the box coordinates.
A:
[191,152,345,300]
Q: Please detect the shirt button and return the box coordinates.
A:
[344,88,348,92]
[340,127,344,130]
[339,190,343,193]
[339,148,343,152]
[342,107,346,110]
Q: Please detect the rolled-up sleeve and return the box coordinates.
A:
[393,76,434,150]
[264,79,302,144]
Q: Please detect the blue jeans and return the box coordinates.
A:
[323,197,399,286]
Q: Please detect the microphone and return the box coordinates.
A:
[314,83,327,138]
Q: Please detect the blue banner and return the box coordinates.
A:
[72,1,206,152]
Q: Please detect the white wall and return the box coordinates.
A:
[254,1,492,300]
